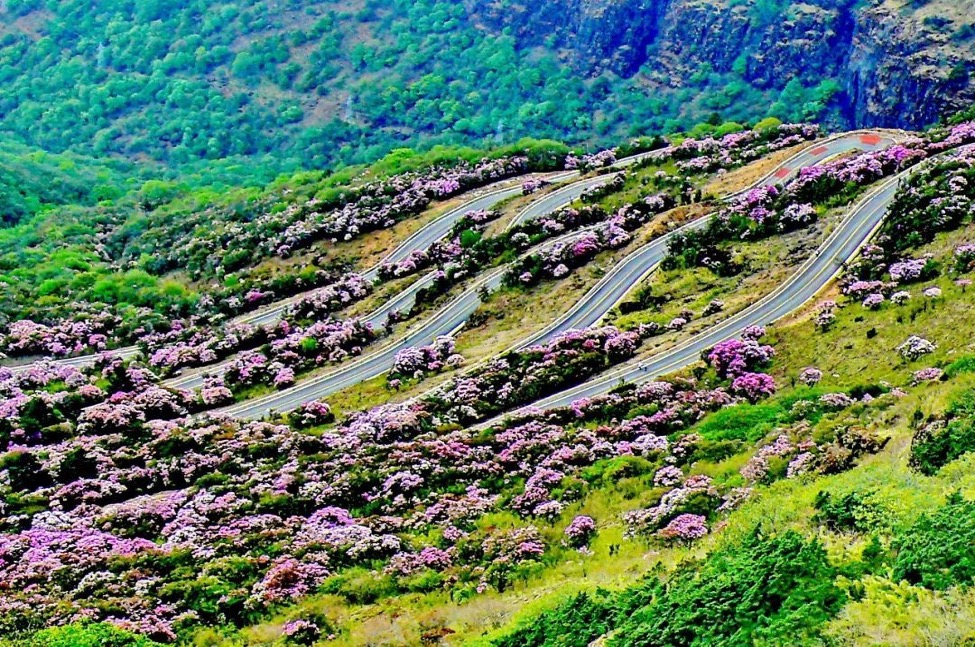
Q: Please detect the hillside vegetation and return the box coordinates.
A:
[0,0,972,173]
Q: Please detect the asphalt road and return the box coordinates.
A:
[234,173,573,327]
[480,169,910,427]
[515,131,901,348]
[5,172,564,374]
[218,131,898,419]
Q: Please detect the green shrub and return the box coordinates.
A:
[910,391,975,475]
[321,567,399,604]
[693,402,785,442]
[492,591,614,647]
[813,490,886,532]
[611,531,844,646]
[893,492,975,591]
[22,622,163,647]
[946,355,975,377]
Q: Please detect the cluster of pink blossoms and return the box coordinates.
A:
[390,336,464,381]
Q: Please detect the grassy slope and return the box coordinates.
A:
[213,212,975,645]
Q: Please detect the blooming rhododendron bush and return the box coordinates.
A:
[8,115,975,644]
[666,124,975,276]
[0,315,902,643]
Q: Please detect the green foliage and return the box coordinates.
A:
[17,622,163,647]
[893,493,975,591]
[611,531,844,646]
[692,401,787,442]
[813,490,886,532]
[946,355,975,377]
[321,567,399,604]
[0,0,847,173]
[490,532,844,647]
[492,591,615,647]
[910,390,975,475]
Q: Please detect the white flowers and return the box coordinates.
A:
[897,335,937,361]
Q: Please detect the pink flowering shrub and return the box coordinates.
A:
[956,243,975,272]
[504,193,676,287]
[658,513,708,543]
[2,314,120,359]
[282,619,321,645]
[814,300,837,331]
[862,293,885,309]
[290,399,334,429]
[283,273,373,322]
[563,515,597,547]
[705,334,776,379]
[799,367,823,386]
[731,372,777,402]
[912,367,945,385]
[390,336,460,380]
[222,319,376,392]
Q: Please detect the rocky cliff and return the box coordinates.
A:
[468,0,975,129]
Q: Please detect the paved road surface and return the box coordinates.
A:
[478,169,911,428]
[218,131,897,419]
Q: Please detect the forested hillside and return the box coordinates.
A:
[0,0,972,173]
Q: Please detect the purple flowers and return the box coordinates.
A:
[522,177,547,195]
[284,273,373,321]
[2,315,119,359]
[390,336,459,380]
[912,367,945,385]
[282,619,321,644]
[563,515,597,547]
[888,258,928,284]
[731,372,777,402]
[653,465,683,487]
[955,243,975,271]
[706,335,776,379]
[862,293,885,310]
[658,514,708,543]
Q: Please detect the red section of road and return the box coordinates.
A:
[860,134,882,145]
[774,167,791,179]
[809,146,828,156]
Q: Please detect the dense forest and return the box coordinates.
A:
[0,0,970,178]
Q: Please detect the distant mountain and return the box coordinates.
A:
[0,0,972,170]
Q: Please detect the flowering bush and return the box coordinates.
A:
[654,465,684,487]
[888,258,932,284]
[897,335,937,361]
[731,372,777,402]
[862,293,885,310]
[223,318,376,391]
[2,314,120,359]
[658,514,708,543]
[504,193,676,287]
[912,367,945,385]
[290,399,335,429]
[956,243,975,272]
[891,291,911,305]
[563,515,597,548]
[705,334,776,378]
[283,273,373,322]
[390,336,461,380]
[799,367,823,386]
[282,619,321,645]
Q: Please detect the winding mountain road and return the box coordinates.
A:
[219,131,897,419]
[481,168,912,427]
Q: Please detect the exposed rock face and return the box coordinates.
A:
[467,0,975,128]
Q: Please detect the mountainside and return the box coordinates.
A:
[0,0,972,171]
[5,3,975,645]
